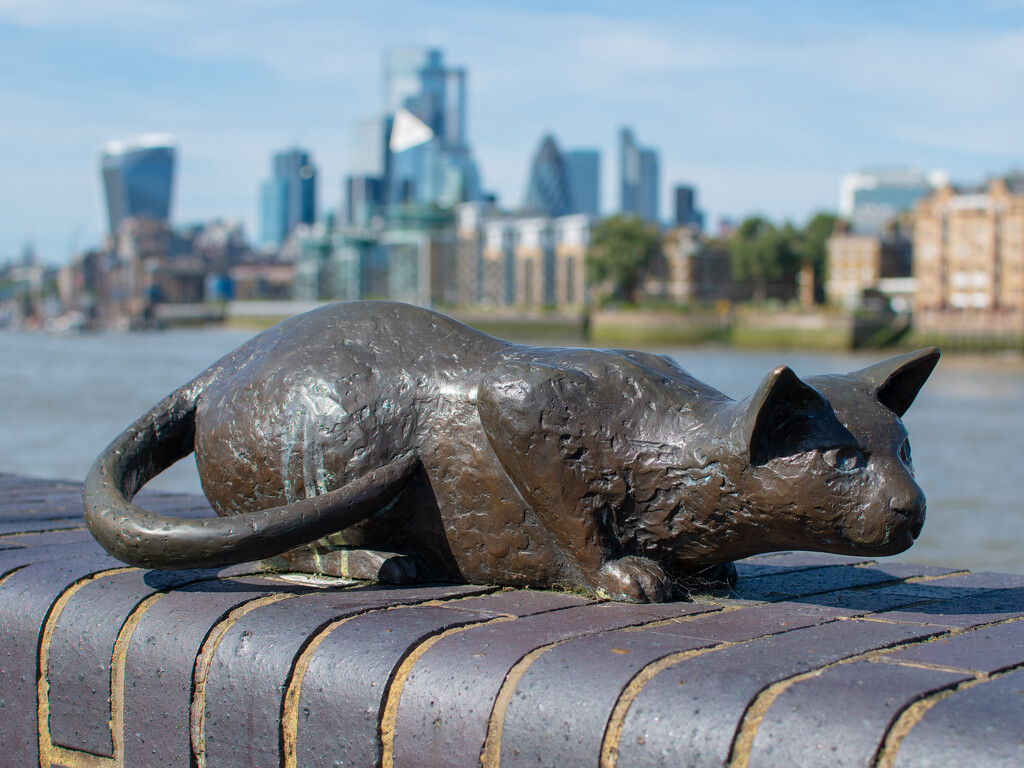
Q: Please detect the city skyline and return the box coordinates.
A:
[2,1,1023,263]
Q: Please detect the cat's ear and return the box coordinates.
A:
[853,348,940,417]
[743,366,830,464]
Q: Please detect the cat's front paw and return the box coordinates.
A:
[596,556,673,603]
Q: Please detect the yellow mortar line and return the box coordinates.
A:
[281,588,511,767]
[479,640,570,768]
[727,613,1024,768]
[872,660,1024,768]
[599,642,731,768]
[379,616,516,768]
[280,608,385,768]
[191,592,300,768]
[37,568,134,768]
[0,565,28,588]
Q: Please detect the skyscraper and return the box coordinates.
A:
[524,135,573,218]
[261,148,317,245]
[619,128,660,223]
[673,184,704,230]
[565,150,600,217]
[380,49,480,209]
[100,134,176,235]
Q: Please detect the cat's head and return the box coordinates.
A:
[733,348,940,557]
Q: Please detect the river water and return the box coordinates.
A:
[2,326,1022,574]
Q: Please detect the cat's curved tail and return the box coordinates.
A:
[83,378,417,570]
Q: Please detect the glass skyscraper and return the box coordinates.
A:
[620,127,660,223]
[260,148,317,245]
[565,150,600,217]
[524,135,573,218]
[350,48,480,213]
[100,134,176,234]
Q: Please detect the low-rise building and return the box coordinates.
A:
[913,178,1024,341]
[826,231,913,309]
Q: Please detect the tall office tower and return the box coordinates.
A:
[619,127,660,223]
[839,166,946,235]
[260,148,317,245]
[100,134,176,235]
[524,135,573,218]
[673,184,704,230]
[381,48,480,208]
[565,149,600,217]
[345,116,390,226]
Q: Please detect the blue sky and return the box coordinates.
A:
[2,0,1022,264]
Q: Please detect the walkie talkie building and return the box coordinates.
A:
[100,134,176,234]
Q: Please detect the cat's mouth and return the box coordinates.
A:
[837,505,925,554]
[892,506,926,540]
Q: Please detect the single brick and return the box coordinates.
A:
[650,602,848,643]
[853,561,961,580]
[294,604,501,768]
[871,586,1024,628]
[879,620,1024,673]
[894,667,1024,768]
[615,617,942,768]
[920,571,1024,590]
[440,588,593,617]
[0,541,118,577]
[0,519,89,535]
[0,556,124,767]
[0,529,94,547]
[736,551,874,579]
[390,600,720,768]
[747,660,967,768]
[791,585,945,616]
[733,564,902,602]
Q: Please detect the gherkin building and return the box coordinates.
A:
[524,135,573,218]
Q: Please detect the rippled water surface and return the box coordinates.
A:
[2,327,1021,574]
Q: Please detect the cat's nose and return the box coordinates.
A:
[891,485,926,539]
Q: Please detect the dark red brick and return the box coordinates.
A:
[0,556,124,767]
[615,618,942,768]
[121,577,312,768]
[0,529,93,547]
[440,588,593,616]
[894,667,1024,768]
[871,587,1024,628]
[200,585,489,768]
[880,620,1024,673]
[736,551,875,579]
[294,604,501,768]
[47,568,259,755]
[390,600,720,768]
[733,564,903,602]
[747,660,967,768]
[500,629,712,767]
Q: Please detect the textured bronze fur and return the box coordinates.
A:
[84,301,939,602]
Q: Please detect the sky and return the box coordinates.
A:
[2,0,1023,264]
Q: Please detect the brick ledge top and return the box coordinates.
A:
[1,472,1021,768]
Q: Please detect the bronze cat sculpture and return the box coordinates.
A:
[84,301,939,602]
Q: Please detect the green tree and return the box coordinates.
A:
[586,215,661,303]
[728,216,799,303]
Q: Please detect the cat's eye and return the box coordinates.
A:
[822,446,866,473]
[899,439,913,470]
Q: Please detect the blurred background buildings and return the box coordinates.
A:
[3,45,1022,351]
